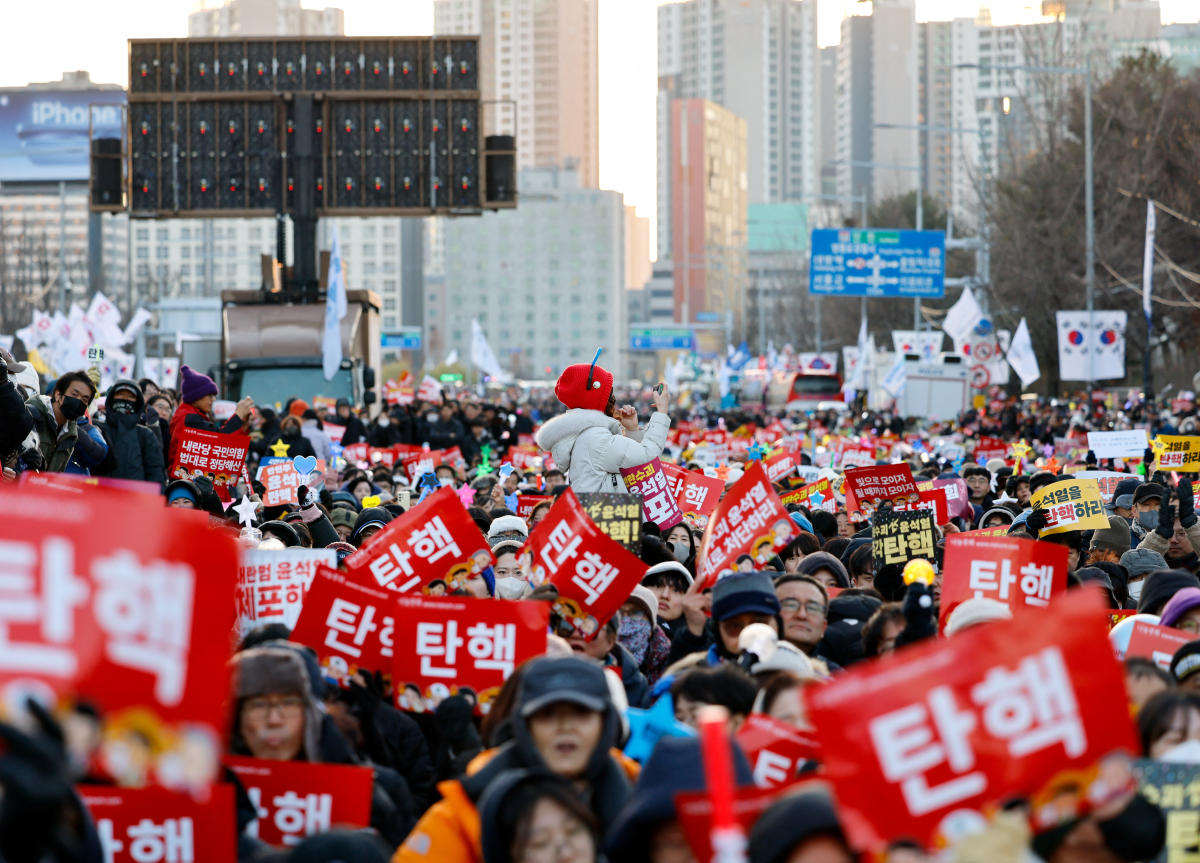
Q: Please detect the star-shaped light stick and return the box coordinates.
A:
[232,494,260,527]
[269,439,291,458]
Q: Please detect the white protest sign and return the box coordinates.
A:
[1086,429,1148,460]
[236,548,337,635]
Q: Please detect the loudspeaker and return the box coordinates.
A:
[91,138,123,206]
[484,135,515,203]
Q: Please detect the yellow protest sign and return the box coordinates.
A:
[1030,479,1109,535]
[1154,435,1200,472]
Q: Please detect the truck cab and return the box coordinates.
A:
[766,370,846,413]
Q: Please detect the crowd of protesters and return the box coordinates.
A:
[0,342,1199,863]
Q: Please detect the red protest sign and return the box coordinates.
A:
[839,443,875,469]
[18,471,164,498]
[675,785,793,863]
[324,422,346,444]
[1125,621,1195,671]
[258,459,326,507]
[763,450,796,484]
[235,548,337,636]
[342,442,369,465]
[0,484,238,793]
[974,436,1008,462]
[808,590,1138,853]
[958,525,1010,538]
[442,445,467,471]
[392,596,548,715]
[343,486,494,593]
[621,458,684,531]
[289,566,396,681]
[844,464,919,513]
[662,462,724,517]
[225,757,374,847]
[80,784,237,862]
[521,488,648,639]
[517,494,552,520]
[169,426,249,499]
[939,534,1068,632]
[931,477,974,521]
[735,713,821,788]
[401,449,441,483]
[510,444,542,472]
[695,461,795,587]
[780,477,835,513]
[893,486,950,526]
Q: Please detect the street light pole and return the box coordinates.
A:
[1084,58,1095,392]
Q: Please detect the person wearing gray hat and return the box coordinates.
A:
[1120,548,1169,605]
[1089,515,1132,564]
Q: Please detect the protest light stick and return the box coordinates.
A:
[698,705,747,863]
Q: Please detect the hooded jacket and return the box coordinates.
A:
[96,380,165,485]
[25,394,80,473]
[535,409,670,494]
[795,551,852,589]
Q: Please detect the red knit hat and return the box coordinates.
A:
[555,352,613,412]
[289,399,309,418]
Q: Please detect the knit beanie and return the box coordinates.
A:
[554,360,613,412]
[179,364,218,404]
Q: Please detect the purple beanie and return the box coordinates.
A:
[1160,587,1200,630]
[179,364,218,404]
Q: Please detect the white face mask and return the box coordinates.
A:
[1128,579,1144,602]
[495,577,527,600]
[1159,739,1200,764]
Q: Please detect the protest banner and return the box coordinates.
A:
[893,485,950,526]
[18,471,164,498]
[931,478,974,521]
[517,494,552,520]
[521,489,649,640]
[695,462,795,587]
[225,757,374,847]
[734,714,821,789]
[621,458,684,531]
[1125,621,1195,671]
[1074,470,1130,504]
[795,464,823,484]
[258,459,326,507]
[844,464,919,515]
[342,487,494,593]
[1155,435,1200,471]
[1029,478,1108,535]
[235,548,337,636]
[80,784,237,862]
[662,462,725,518]
[973,436,1009,463]
[442,445,467,472]
[401,449,442,484]
[289,566,396,682]
[780,477,835,513]
[1136,760,1200,863]
[762,450,796,484]
[324,422,346,444]
[392,595,548,715]
[871,509,937,572]
[509,444,543,472]
[839,444,876,470]
[1087,429,1149,460]
[808,590,1139,853]
[959,525,1014,539]
[168,426,249,500]
[342,443,369,465]
[575,493,642,551]
[940,535,1068,632]
[0,484,238,793]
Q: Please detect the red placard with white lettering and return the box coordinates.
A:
[510,444,542,472]
[695,462,795,587]
[289,566,396,682]
[974,436,1008,462]
[893,486,950,526]
[808,590,1138,853]
[930,478,974,521]
[839,444,876,470]
[675,784,796,863]
[779,477,835,513]
[80,784,237,862]
[621,458,684,531]
[520,488,648,640]
[392,595,548,715]
[401,449,442,483]
[342,486,495,593]
[1125,621,1195,671]
[257,459,326,508]
[517,494,552,520]
[844,464,919,513]
[763,450,796,484]
[0,484,238,793]
[662,462,724,517]
[939,534,1068,633]
[735,713,821,788]
[342,442,369,465]
[442,445,467,471]
[225,757,374,847]
[168,426,249,500]
[18,471,165,498]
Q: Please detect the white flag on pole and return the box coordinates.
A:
[1143,199,1156,322]
[851,317,868,389]
[881,353,907,399]
[1055,311,1126,381]
[322,227,347,381]
[121,307,153,345]
[891,330,945,361]
[1006,317,1041,388]
[471,318,507,381]
[941,289,984,344]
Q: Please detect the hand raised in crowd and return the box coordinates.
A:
[1025,508,1048,537]
[681,573,710,638]
[652,381,670,414]
[1155,497,1176,541]
[1177,474,1196,528]
[235,396,255,421]
[614,404,639,431]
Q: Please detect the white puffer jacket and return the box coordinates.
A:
[535,409,671,494]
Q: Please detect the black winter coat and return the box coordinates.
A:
[97,381,166,485]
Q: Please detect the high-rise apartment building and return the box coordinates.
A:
[434,0,599,187]
[188,0,344,37]
[918,19,981,225]
[834,0,919,209]
[670,99,747,349]
[657,0,819,263]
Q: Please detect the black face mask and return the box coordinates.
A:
[109,400,138,416]
[59,395,86,421]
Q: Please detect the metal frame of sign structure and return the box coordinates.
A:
[809,228,946,298]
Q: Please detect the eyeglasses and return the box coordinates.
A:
[548,613,578,640]
[779,599,827,618]
[243,695,306,719]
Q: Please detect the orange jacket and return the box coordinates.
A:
[391,747,640,863]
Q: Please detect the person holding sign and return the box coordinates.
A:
[168,364,253,468]
[536,351,671,494]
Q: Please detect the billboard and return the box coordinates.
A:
[0,89,126,183]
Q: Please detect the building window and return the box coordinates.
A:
[136,228,149,242]
[384,298,397,311]
[136,247,149,259]
[156,246,168,259]
[181,246,190,259]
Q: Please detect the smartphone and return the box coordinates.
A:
[655,383,664,395]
